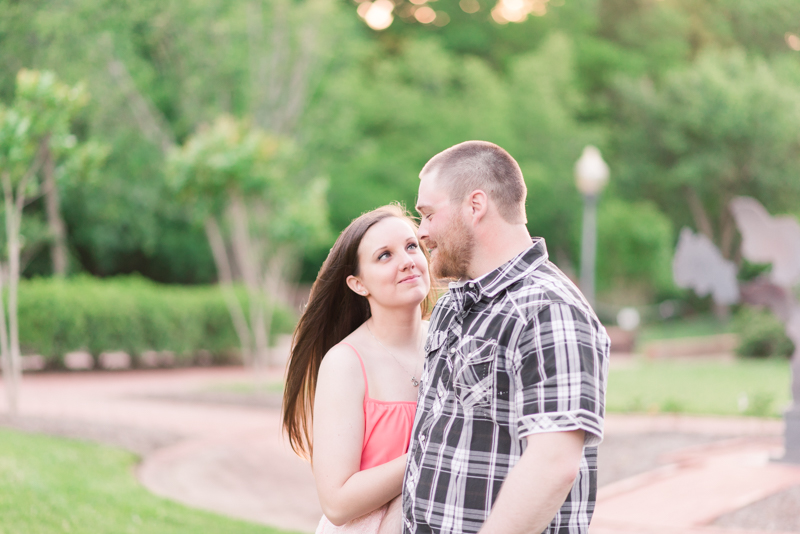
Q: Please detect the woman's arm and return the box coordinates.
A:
[312,345,406,525]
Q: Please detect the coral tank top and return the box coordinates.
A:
[339,342,417,471]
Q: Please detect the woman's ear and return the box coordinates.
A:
[346,275,369,297]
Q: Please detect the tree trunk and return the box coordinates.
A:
[267,246,297,308]
[1,173,20,415]
[8,194,22,413]
[261,250,288,367]
[684,186,715,242]
[42,143,68,277]
[0,178,12,415]
[0,139,46,414]
[716,193,735,318]
[684,186,731,318]
[250,298,270,371]
[0,262,11,415]
[719,194,736,261]
[227,195,270,369]
[205,217,254,366]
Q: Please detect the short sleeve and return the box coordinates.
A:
[512,302,609,446]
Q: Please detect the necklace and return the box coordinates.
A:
[366,322,421,387]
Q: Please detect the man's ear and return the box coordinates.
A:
[346,275,369,297]
[466,189,489,223]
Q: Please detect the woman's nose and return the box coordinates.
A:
[399,252,414,270]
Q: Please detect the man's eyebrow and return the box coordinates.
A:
[415,203,431,214]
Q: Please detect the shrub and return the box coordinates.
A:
[17,275,296,368]
[596,198,675,303]
[733,306,794,359]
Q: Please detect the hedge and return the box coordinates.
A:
[16,275,296,368]
[733,306,794,359]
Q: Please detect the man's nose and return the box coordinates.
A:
[417,219,429,242]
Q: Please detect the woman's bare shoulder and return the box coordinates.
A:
[317,341,363,381]
[316,341,366,405]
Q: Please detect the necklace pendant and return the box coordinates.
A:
[411,377,420,387]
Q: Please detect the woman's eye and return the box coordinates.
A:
[407,243,418,251]
[378,252,390,260]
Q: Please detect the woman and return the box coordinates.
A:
[282,204,435,533]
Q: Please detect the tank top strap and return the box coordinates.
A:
[338,342,369,398]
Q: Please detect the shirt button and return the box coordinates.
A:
[420,434,426,443]
[468,282,475,288]
[449,347,456,354]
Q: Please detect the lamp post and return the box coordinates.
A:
[575,146,609,309]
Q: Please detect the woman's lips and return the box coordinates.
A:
[399,274,421,284]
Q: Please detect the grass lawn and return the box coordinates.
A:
[607,357,791,418]
[0,429,300,534]
[637,314,734,344]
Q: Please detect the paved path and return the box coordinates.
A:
[0,368,322,533]
[1,368,799,534]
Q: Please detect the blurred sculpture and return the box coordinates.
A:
[674,196,800,462]
[730,197,800,287]
[673,228,739,305]
[730,196,800,462]
[730,197,800,352]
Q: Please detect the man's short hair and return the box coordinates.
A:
[420,140,527,224]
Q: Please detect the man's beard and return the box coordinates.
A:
[427,212,475,281]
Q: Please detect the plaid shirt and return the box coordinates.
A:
[402,238,609,534]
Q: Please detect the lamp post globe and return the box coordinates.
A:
[575,145,609,308]
[575,145,609,196]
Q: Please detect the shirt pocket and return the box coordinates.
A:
[424,331,447,356]
[421,331,449,387]
[453,337,497,410]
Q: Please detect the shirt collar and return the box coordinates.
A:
[448,238,549,313]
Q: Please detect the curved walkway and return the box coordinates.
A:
[0,368,322,533]
[1,368,799,534]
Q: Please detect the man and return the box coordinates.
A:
[403,140,609,534]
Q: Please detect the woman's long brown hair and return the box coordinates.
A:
[282,204,437,460]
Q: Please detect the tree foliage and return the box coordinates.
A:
[0,69,98,413]
[168,115,328,366]
[302,32,595,271]
[612,50,800,259]
[0,0,797,306]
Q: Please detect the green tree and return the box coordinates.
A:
[3,0,796,296]
[0,70,93,413]
[612,50,800,260]
[168,115,328,368]
[0,0,344,282]
[303,33,596,271]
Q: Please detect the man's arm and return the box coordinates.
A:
[478,430,585,534]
